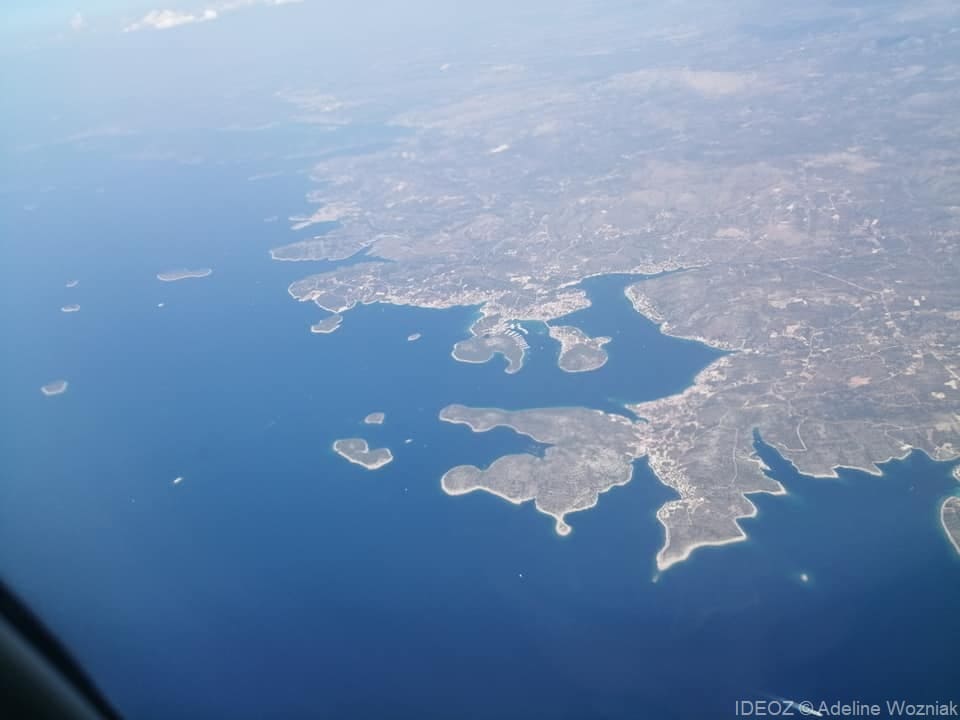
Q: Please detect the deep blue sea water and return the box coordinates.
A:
[1,148,959,719]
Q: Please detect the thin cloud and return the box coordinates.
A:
[222,0,303,6]
[124,9,218,32]
[69,12,86,31]
[124,0,302,32]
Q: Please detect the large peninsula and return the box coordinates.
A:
[272,1,960,570]
[440,404,645,536]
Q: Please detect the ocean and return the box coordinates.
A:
[1,146,958,719]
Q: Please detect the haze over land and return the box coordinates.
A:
[4,2,960,718]
[270,1,960,565]
[7,0,956,569]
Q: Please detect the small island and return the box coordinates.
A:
[157,268,213,282]
[40,380,69,396]
[333,438,393,470]
[311,314,343,334]
[60,304,81,313]
[452,332,527,374]
[547,325,611,373]
[363,412,385,425]
[941,496,960,557]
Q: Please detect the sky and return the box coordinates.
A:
[3,0,308,40]
[1,0,574,160]
[1,0,388,155]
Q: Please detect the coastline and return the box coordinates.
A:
[654,447,960,572]
[40,380,69,397]
[654,482,788,572]
[157,268,213,282]
[440,474,572,536]
[439,406,554,443]
[547,324,610,373]
[448,345,526,374]
[332,439,393,470]
[286,272,960,574]
[441,457,637,539]
[449,323,527,374]
[311,314,343,334]
[624,286,960,570]
[768,442,957,482]
[439,404,642,540]
[942,498,960,556]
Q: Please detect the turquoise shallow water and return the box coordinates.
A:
[1,154,958,719]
